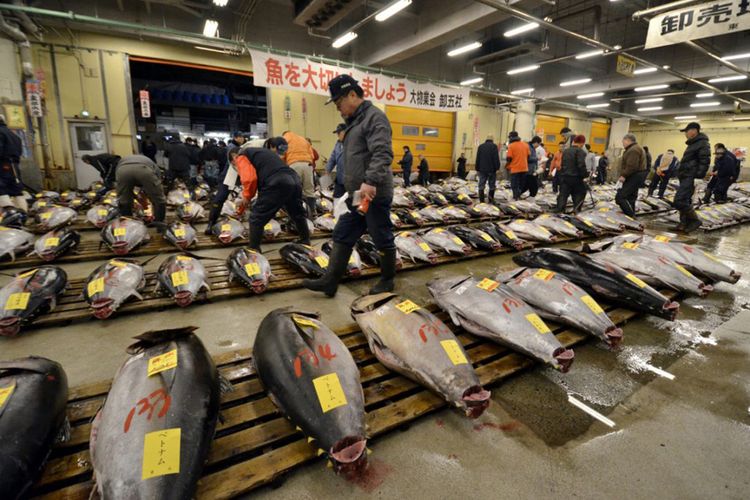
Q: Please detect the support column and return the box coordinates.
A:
[513,100,535,141]
[608,117,630,180]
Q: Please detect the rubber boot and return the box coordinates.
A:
[247,223,264,253]
[683,209,702,233]
[205,202,222,235]
[306,197,317,219]
[303,242,352,297]
[293,215,311,246]
[478,190,485,203]
[369,248,397,295]
[675,210,687,232]
[153,203,167,234]
[702,189,712,204]
[488,190,495,204]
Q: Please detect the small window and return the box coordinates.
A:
[415,144,426,151]
[594,137,607,145]
[545,134,557,143]
[422,127,439,137]
[402,125,419,136]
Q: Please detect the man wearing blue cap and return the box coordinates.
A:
[304,74,396,297]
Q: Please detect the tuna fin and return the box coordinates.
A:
[56,416,71,444]
[49,297,57,312]
[88,476,101,500]
[132,290,145,301]
[446,306,461,327]
[350,293,398,314]
[127,326,198,354]
[202,281,211,292]
[367,330,411,374]
[495,267,527,283]
[219,374,233,393]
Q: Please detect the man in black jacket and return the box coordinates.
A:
[82,153,121,190]
[554,134,588,214]
[456,153,467,179]
[705,143,737,204]
[164,139,196,189]
[398,146,413,187]
[0,115,25,210]
[675,122,711,233]
[475,136,500,203]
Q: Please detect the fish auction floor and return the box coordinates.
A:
[3,223,750,499]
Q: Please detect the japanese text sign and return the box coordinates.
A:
[646,1,750,49]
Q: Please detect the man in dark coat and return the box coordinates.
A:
[456,153,467,179]
[554,135,588,213]
[615,134,648,217]
[475,136,500,203]
[705,143,738,204]
[398,146,413,187]
[675,122,711,233]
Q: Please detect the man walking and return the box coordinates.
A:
[616,134,648,217]
[505,131,529,200]
[417,154,430,185]
[705,143,737,204]
[475,135,500,203]
[0,114,26,211]
[523,136,543,199]
[596,153,609,185]
[675,122,711,233]
[648,149,678,198]
[554,135,588,213]
[397,146,413,187]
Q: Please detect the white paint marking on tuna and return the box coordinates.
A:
[568,395,616,428]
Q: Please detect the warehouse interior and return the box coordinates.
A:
[0,1,749,499]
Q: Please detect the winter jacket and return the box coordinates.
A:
[560,146,588,178]
[342,100,394,199]
[165,142,194,172]
[88,153,121,187]
[117,154,160,177]
[620,143,647,178]
[418,158,429,174]
[0,124,22,163]
[398,150,413,170]
[527,142,538,175]
[506,137,529,174]
[236,147,295,200]
[715,150,738,179]
[678,132,711,179]
[326,141,345,185]
[598,156,609,170]
[654,154,678,176]
[550,150,563,174]
[283,131,314,165]
[475,140,500,174]
[199,144,220,163]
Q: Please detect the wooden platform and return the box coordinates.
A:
[30,292,675,499]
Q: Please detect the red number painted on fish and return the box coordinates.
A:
[123,388,172,433]
[502,297,522,313]
[561,283,577,297]
[293,344,338,378]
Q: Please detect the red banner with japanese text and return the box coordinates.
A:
[250,50,470,112]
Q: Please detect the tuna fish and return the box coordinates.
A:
[428,192,449,206]
[470,203,502,218]
[576,211,623,232]
[445,192,473,205]
[226,247,273,293]
[0,227,35,261]
[396,208,426,227]
[475,222,525,250]
[591,206,644,231]
[211,217,246,244]
[440,205,471,222]
[351,293,490,417]
[418,206,444,223]
[314,214,337,232]
[560,214,603,236]
[0,207,28,229]
[316,197,333,214]
[421,228,471,255]
[322,241,364,277]
[0,357,69,498]
[35,206,77,232]
[83,259,145,319]
[262,218,283,239]
[32,228,81,261]
[280,243,330,277]
[506,219,556,243]
[389,211,403,228]
[355,235,404,270]
[167,188,193,206]
[427,276,575,371]
[533,214,582,238]
[176,201,205,223]
[253,309,367,475]
[67,196,90,211]
[155,255,210,307]
[164,222,197,250]
[87,205,118,228]
[34,191,60,202]
[192,186,209,201]
[0,266,67,336]
[496,268,622,348]
[395,231,438,264]
[101,217,151,256]
[221,199,243,219]
[30,198,53,215]
[513,248,679,320]
[89,327,221,499]
[450,226,502,252]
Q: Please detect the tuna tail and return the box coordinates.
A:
[127,326,198,354]
[55,416,71,444]
[605,327,624,349]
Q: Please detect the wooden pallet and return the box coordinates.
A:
[29,293,676,500]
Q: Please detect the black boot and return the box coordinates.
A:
[675,211,687,232]
[478,190,485,203]
[683,209,702,233]
[369,248,397,295]
[306,197,317,219]
[488,190,495,204]
[303,242,352,297]
[293,215,311,246]
[205,202,222,235]
[702,190,712,204]
[248,223,264,253]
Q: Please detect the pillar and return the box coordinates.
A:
[513,100,535,141]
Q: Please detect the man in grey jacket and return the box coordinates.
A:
[116,154,167,225]
[304,74,395,297]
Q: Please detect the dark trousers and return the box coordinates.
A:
[712,178,732,202]
[418,169,429,185]
[457,167,466,179]
[648,173,672,198]
[477,171,497,199]
[165,168,194,190]
[524,174,539,197]
[673,176,695,214]
[552,173,560,193]
[249,173,308,233]
[333,181,346,198]
[116,163,167,222]
[333,196,395,250]
[0,161,24,196]
[596,166,607,185]
[556,176,587,213]
[510,172,526,200]
[402,167,411,187]
[616,171,646,217]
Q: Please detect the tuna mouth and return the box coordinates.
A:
[91,298,114,319]
[219,233,233,244]
[348,267,362,277]
[0,316,21,337]
[112,241,129,255]
[513,242,525,251]
[463,246,472,255]
[553,348,575,373]
[251,280,268,294]
[175,239,189,249]
[661,301,680,321]
[729,271,741,284]
[605,327,623,349]
[330,437,368,476]
[427,255,438,265]
[462,386,491,418]
[490,243,502,252]
[39,249,57,261]
[174,290,194,307]
[699,283,714,297]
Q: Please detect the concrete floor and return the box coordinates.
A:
[2,221,750,499]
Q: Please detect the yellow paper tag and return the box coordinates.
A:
[45,237,60,247]
[315,255,329,268]
[452,237,464,245]
[18,269,36,279]
[526,313,551,334]
[38,201,47,207]
[476,278,499,292]
[622,242,639,250]
[440,339,468,365]
[625,273,647,288]
[433,228,444,234]
[183,193,190,199]
[606,217,617,224]
[264,223,273,231]
[418,242,431,252]
[87,278,105,297]
[113,227,127,237]
[540,214,550,219]
[582,219,594,227]
[147,349,178,377]
[221,224,231,232]
[171,271,189,287]
[98,209,108,216]
[4,293,30,310]
[654,235,671,243]
[598,208,609,212]
[504,230,517,239]
[0,227,7,231]
[0,384,15,409]
[581,295,604,315]
[534,269,555,281]
[702,251,720,262]
[110,260,128,268]
[244,263,260,276]
[142,428,181,480]
[411,211,419,218]
[675,264,693,277]
[479,232,493,242]
[395,299,420,314]
[510,204,518,210]
[40,212,51,220]
[173,228,186,238]
[312,373,348,413]
[292,314,318,329]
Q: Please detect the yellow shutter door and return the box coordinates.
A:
[535,114,569,154]
[590,122,611,154]
[387,106,455,172]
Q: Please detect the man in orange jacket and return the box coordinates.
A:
[283,130,316,218]
[505,131,530,200]
[549,141,565,193]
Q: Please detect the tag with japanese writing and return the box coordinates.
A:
[292,314,318,329]
[40,212,51,220]
[479,232,493,242]
[244,263,260,276]
[173,228,186,238]
[221,224,231,232]
[4,293,29,311]
[534,269,555,281]
[580,295,604,315]
[621,242,639,250]
[598,208,609,212]
[142,428,181,480]
[38,201,47,207]
[44,237,60,247]
[113,227,127,237]
[625,273,647,288]
[315,255,329,268]
[476,278,499,292]
[564,221,575,229]
[147,349,178,377]
[654,235,671,243]
[263,223,272,231]
[525,313,551,334]
[110,260,128,268]
[433,228,444,234]
[452,237,464,245]
[0,383,15,409]
[606,217,618,224]
[176,256,192,262]
[87,278,105,297]
[505,230,517,239]
[171,271,188,287]
[411,211,420,218]
[183,193,190,199]
[312,373,347,413]
[395,299,420,314]
[582,219,594,227]
[440,339,468,365]
[98,209,108,216]
[418,242,431,252]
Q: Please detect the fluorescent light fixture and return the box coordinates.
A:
[577,92,604,99]
[708,75,748,83]
[510,87,534,95]
[722,52,750,61]
[613,45,622,50]
[332,31,358,48]
[560,78,592,87]
[586,103,610,109]
[203,19,219,38]
[633,67,658,75]
[504,22,539,37]
[696,92,714,98]
[674,115,696,120]
[212,0,228,6]
[635,84,669,92]
[507,64,540,75]
[691,101,721,107]
[634,97,664,104]
[447,41,482,57]
[460,77,483,86]
[194,45,231,54]
[638,106,663,112]
[375,0,412,22]
[575,49,605,60]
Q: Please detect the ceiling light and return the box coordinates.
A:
[638,106,663,112]
[708,75,748,83]
[507,64,540,75]
[511,87,534,95]
[675,115,696,120]
[662,65,671,69]
[203,19,219,38]
[696,92,714,98]
[332,31,358,48]
[635,97,664,104]
[613,45,622,50]
[212,0,228,6]
[575,49,605,60]
[504,22,539,37]
[691,101,721,107]
[721,52,750,61]
[577,92,605,99]
[447,41,482,57]
[375,0,412,22]
[635,84,669,92]
[633,67,658,75]
[460,77,483,86]
[560,78,592,87]
[586,103,610,109]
